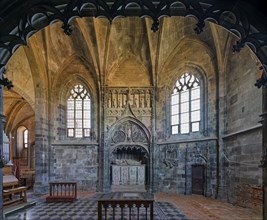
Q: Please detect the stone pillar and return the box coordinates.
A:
[100,88,110,192]
[33,96,50,194]
[151,88,158,192]
[262,87,267,219]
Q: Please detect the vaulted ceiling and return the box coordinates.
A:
[1,15,260,134]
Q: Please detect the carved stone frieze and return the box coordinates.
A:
[108,109,151,117]
[105,87,153,118]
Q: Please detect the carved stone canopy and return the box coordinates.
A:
[110,120,150,154]
[111,121,148,144]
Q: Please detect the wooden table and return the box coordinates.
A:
[98,192,154,220]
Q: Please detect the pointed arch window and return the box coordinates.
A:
[67,84,91,138]
[171,73,201,134]
[23,129,28,148]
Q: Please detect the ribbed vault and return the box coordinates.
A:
[0,0,266,89]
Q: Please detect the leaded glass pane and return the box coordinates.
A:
[192,81,199,88]
[181,102,189,113]
[191,110,200,121]
[171,94,179,105]
[24,130,28,143]
[68,109,74,118]
[67,100,74,109]
[84,119,91,127]
[80,92,86,99]
[191,88,200,99]
[84,99,91,109]
[181,113,189,123]
[24,129,28,148]
[68,129,74,137]
[83,110,91,119]
[192,122,199,132]
[75,110,82,121]
[171,105,179,115]
[75,128,83,137]
[191,100,200,111]
[84,128,90,137]
[76,99,82,109]
[172,125,179,134]
[171,115,179,125]
[181,91,189,102]
[76,119,83,128]
[72,93,78,98]
[185,73,191,83]
[181,123,189,134]
[68,119,74,128]
[172,89,179,95]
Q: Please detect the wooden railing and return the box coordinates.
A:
[3,186,28,206]
[98,199,154,220]
[46,182,77,202]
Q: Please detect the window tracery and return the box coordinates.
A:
[171,73,201,134]
[67,84,91,138]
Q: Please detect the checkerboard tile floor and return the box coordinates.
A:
[4,196,189,220]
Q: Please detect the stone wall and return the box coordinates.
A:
[158,140,217,196]
[223,45,262,210]
[223,129,262,211]
[50,144,98,191]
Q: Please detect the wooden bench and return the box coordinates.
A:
[3,186,27,206]
[46,182,77,202]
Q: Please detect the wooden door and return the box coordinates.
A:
[192,164,205,195]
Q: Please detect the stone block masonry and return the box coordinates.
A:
[51,144,98,191]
